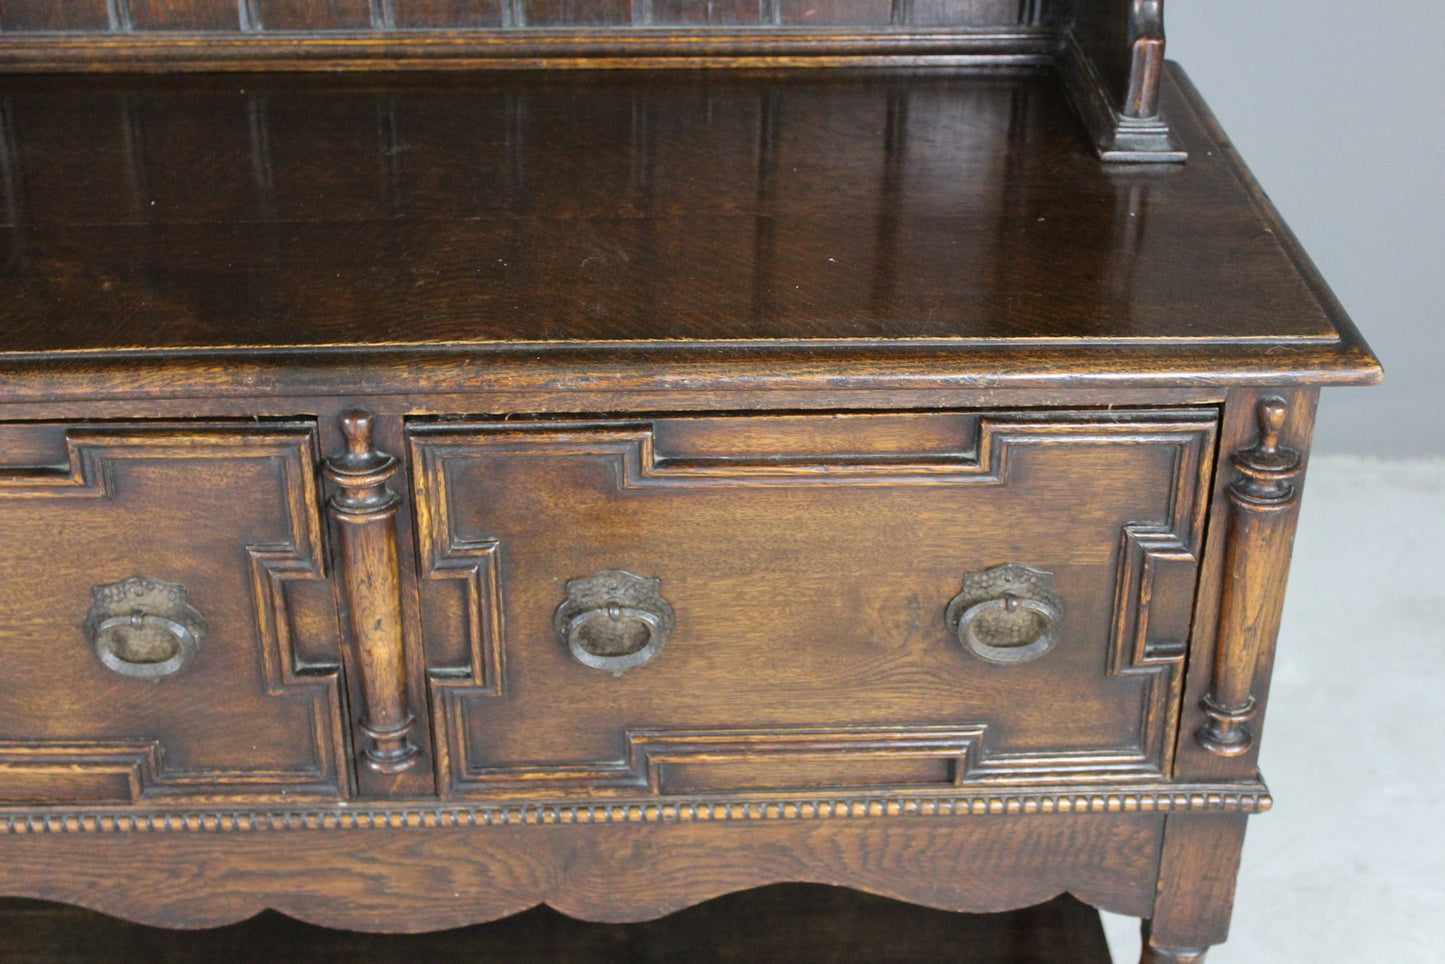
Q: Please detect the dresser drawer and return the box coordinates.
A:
[0,422,349,804]
[411,409,1217,799]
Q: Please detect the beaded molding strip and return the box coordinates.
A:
[0,783,1271,834]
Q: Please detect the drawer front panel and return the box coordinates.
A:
[0,423,349,804]
[412,410,1216,799]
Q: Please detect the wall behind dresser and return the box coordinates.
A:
[1170,0,1445,457]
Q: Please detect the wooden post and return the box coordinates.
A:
[1142,812,1249,962]
[1197,397,1304,756]
[324,409,420,774]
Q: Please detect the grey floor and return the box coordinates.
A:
[1101,455,1445,962]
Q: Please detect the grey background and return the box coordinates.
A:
[1166,0,1444,456]
[1098,9,1445,958]
[1100,456,1445,961]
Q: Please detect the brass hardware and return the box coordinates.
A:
[554,570,675,675]
[85,576,206,680]
[945,564,1063,664]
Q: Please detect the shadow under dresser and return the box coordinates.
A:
[0,5,1378,961]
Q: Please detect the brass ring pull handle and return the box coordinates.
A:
[85,576,207,680]
[554,570,675,676]
[945,564,1063,664]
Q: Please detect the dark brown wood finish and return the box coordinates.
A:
[0,1,1184,162]
[0,65,1379,418]
[1196,397,1303,758]
[1059,0,1178,159]
[1147,385,1321,959]
[1170,386,1321,787]
[0,813,1163,928]
[324,409,425,784]
[0,0,1033,33]
[0,15,1379,963]
[0,423,350,804]
[412,409,1212,798]
[0,886,1115,964]
[0,67,1358,354]
[1143,812,1249,961]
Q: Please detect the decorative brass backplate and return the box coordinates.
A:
[945,564,1064,664]
[84,576,207,681]
[553,570,676,676]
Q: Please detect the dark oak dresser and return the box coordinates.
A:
[0,3,1379,961]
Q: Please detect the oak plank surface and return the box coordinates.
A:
[0,66,1359,354]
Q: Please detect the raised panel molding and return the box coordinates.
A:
[412,408,1217,488]
[412,410,1215,797]
[423,541,506,793]
[1108,525,1200,779]
[0,425,349,800]
[0,742,161,805]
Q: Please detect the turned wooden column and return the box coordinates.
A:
[324,409,420,774]
[1196,397,1304,757]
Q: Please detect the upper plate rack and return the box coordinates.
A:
[0,0,1179,161]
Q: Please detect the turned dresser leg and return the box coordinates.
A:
[1139,928,1209,963]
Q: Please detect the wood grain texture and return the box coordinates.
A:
[1196,397,1304,757]
[0,423,349,803]
[0,886,1114,963]
[0,813,1162,929]
[0,387,1223,424]
[0,344,1379,409]
[324,410,424,786]
[394,0,505,28]
[1144,812,1249,958]
[128,0,241,31]
[0,66,1377,388]
[0,781,1273,835]
[0,19,1379,956]
[0,29,1055,73]
[1170,387,1320,785]
[258,0,374,30]
[411,409,1211,796]
[0,1,113,32]
[0,0,1171,158]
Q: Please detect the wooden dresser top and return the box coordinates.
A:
[0,63,1379,399]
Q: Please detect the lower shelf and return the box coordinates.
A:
[0,884,1112,963]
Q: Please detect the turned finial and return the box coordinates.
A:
[339,408,375,460]
[324,409,398,506]
[1229,397,1302,506]
[1256,398,1286,455]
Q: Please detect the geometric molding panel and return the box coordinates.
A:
[413,409,1218,797]
[0,423,349,801]
[1108,525,1201,778]
[0,741,161,805]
